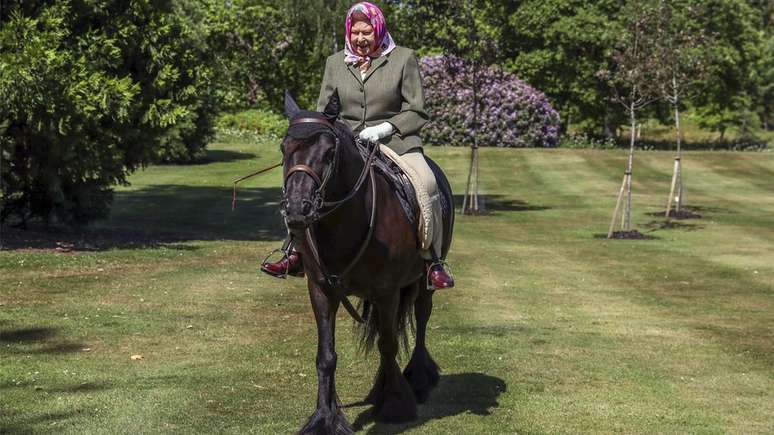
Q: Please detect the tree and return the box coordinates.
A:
[651,1,711,218]
[600,0,661,238]
[0,0,218,226]
[501,0,624,136]
[690,0,766,139]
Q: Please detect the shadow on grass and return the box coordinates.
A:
[0,409,96,434]
[153,149,259,165]
[452,195,549,213]
[200,149,258,163]
[0,327,57,343]
[593,231,659,240]
[644,220,705,231]
[1,186,287,252]
[350,372,506,434]
[0,326,88,355]
[0,380,111,394]
[646,205,733,217]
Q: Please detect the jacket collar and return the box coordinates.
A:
[344,53,391,84]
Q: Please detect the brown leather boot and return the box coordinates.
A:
[428,263,454,289]
[261,251,304,278]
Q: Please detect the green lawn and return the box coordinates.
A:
[1,138,773,434]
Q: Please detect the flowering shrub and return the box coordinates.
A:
[419,55,561,148]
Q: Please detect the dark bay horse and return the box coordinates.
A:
[280,91,453,434]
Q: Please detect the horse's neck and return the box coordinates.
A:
[315,138,370,254]
[328,137,365,200]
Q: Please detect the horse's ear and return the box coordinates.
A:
[322,89,340,123]
[284,90,301,119]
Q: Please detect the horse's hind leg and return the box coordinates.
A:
[367,291,417,423]
[299,281,353,435]
[403,282,440,403]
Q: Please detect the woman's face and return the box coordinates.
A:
[350,19,376,56]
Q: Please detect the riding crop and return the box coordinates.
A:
[231,162,282,211]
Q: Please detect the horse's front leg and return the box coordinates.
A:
[366,290,418,423]
[299,280,353,435]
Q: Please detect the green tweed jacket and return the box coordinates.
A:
[316,46,429,155]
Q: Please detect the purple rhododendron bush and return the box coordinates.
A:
[419,55,561,148]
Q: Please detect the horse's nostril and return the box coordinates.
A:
[302,201,312,216]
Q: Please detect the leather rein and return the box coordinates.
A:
[282,117,380,323]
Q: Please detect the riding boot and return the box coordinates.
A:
[261,247,304,278]
[427,249,454,289]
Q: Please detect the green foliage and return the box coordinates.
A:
[558,133,617,149]
[392,0,770,138]
[215,109,288,138]
[0,0,218,225]
[203,0,352,111]
[689,0,767,137]
[498,0,624,134]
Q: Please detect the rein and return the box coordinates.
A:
[282,117,380,324]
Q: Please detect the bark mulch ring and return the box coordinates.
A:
[595,230,657,240]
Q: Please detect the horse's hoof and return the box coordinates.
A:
[298,408,353,435]
[403,350,440,403]
[372,375,418,423]
[373,391,418,423]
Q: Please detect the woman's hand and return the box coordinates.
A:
[359,122,394,142]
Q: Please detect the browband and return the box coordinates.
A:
[289,117,335,129]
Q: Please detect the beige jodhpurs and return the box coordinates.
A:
[379,146,443,260]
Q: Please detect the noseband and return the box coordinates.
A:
[282,117,339,218]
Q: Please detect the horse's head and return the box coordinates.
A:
[280,90,343,229]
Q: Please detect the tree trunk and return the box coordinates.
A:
[463,62,481,215]
[673,94,684,213]
[623,103,636,231]
[666,85,683,219]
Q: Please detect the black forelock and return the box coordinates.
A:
[286,110,335,140]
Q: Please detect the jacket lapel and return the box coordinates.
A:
[346,63,363,84]
[363,56,389,83]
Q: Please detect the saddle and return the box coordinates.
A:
[355,140,453,256]
[370,147,420,229]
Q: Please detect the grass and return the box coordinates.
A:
[1,137,773,434]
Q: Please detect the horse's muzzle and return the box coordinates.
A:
[285,213,314,229]
[282,195,318,229]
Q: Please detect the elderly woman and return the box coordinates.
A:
[262,1,453,289]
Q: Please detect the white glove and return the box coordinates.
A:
[359,122,394,142]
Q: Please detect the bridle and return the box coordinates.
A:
[281,116,380,323]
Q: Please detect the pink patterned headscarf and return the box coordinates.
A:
[344,2,396,73]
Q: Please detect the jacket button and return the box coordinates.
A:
[360,103,364,108]
[359,87,363,92]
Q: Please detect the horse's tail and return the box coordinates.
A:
[355,284,419,355]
